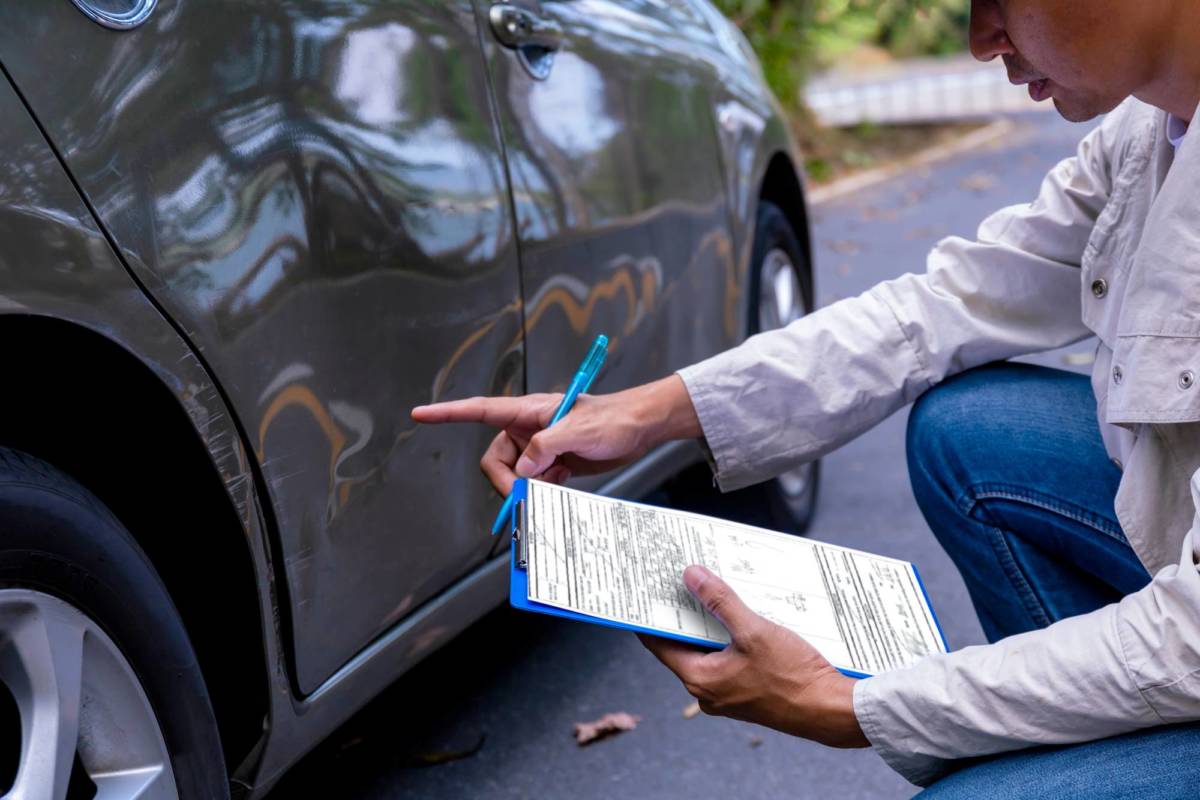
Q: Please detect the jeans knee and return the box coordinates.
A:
[906,364,1020,537]
[906,379,968,514]
[906,362,1033,496]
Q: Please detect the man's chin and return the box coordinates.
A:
[1051,93,1123,123]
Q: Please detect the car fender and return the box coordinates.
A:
[0,68,287,781]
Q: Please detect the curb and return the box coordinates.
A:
[807,117,1017,206]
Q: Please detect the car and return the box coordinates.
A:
[0,0,817,796]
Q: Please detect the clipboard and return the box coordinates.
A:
[503,478,950,679]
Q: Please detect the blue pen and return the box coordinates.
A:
[491,333,609,534]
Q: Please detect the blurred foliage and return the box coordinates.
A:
[712,0,970,111]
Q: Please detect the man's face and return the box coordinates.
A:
[969,0,1154,122]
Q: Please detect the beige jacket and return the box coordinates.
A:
[677,98,1200,785]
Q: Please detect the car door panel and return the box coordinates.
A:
[1,1,524,693]
[474,0,739,416]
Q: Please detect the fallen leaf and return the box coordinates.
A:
[682,701,701,719]
[337,735,365,753]
[858,205,898,223]
[959,171,997,193]
[826,239,862,256]
[573,712,641,746]
[406,733,487,766]
[904,225,942,241]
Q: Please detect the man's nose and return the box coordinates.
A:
[968,0,1016,62]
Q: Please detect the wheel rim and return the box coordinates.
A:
[757,247,816,516]
[0,589,178,800]
[758,248,804,330]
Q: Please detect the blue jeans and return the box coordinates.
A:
[904,362,1200,799]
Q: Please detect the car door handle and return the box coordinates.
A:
[488,4,563,51]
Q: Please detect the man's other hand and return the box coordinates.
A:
[410,375,702,496]
[639,565,869,749]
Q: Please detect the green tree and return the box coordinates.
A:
[712,0,970,110]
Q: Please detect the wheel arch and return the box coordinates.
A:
[757,150,814,281]
[0,314,269,779]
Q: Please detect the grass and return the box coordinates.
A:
[797,117,987,185]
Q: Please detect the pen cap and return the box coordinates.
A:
[580,335,608,388]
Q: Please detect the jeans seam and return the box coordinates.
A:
[982,523,1053,629]
[954,486,1055,630]
[959,483,1126,546]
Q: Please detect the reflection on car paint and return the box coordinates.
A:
[0,0,529,692]
[0,0,808,782]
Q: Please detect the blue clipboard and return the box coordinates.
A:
[507,478,726,652]
[503,478,951,679]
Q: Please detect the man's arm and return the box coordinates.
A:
[678,107,1124,493]
[668,105,1142,781]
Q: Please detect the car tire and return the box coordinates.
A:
[660,199,819,536]
[746,200,820,534]
[0,447,228,799]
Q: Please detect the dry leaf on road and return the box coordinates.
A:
[406,733,487,766]
[573,712,641,746]
[826,239,862,256]
[959,171,997,193]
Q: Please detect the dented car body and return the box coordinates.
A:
[0,0,810,794]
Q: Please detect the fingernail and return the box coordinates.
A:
[683,565,711,593]
[515,455,535,476]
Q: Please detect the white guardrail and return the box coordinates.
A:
[805,55,1052,127]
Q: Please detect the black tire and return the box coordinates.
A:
[661,200,820,535]
[746,201,820,534]
[0,447,228,798]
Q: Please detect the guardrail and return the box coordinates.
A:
[805,56,1052,127]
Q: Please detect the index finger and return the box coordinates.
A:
[411,395,557,429]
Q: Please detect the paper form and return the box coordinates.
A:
[523,480,945,675]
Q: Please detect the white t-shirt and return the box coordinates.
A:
[1167,113,1189,147]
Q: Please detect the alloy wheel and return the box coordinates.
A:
[0,589,178,799]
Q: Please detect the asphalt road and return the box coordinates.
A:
[268,111,1098,800]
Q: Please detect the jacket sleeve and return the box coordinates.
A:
[676,110,1121,492]
[855,469,1200,785]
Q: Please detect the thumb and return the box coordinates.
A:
[515,424,572,477]
[684,565,760,640]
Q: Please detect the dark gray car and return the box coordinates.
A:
[0,0,816,796]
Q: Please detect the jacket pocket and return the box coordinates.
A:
[1107,335,1200,424]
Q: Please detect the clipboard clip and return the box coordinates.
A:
[512,498,528,570]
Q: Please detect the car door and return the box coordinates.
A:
[473,0,739,409]
[0,1,524,693]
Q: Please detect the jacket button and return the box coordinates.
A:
[1091,279,1108,298]
[1181,370,1196,390]
[1113,365,1123,384]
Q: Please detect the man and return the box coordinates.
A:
[413,1,1200,795]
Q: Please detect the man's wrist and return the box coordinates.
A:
[625,374,703,447]
[814,672,870,749]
